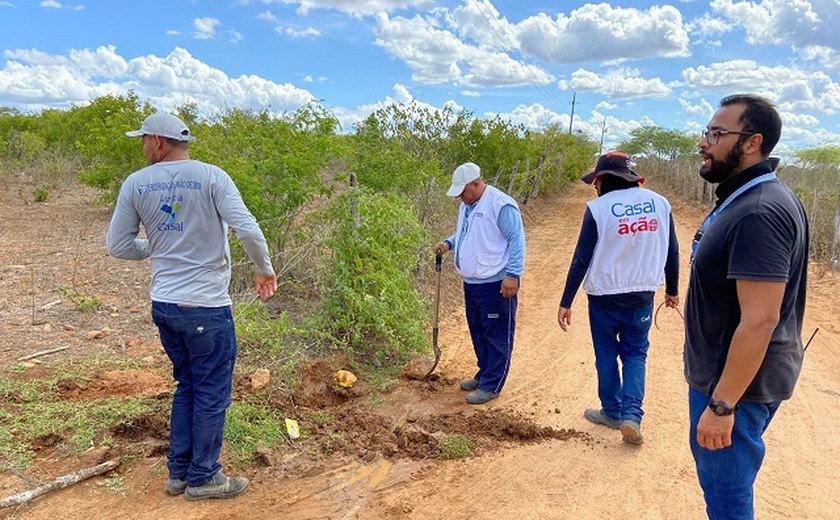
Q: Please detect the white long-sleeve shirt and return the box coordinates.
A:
[106,159,273,307]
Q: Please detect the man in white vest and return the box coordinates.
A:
[557,151,679,445]
[435,162,526,405]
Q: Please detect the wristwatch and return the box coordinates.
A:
[708,399,736,416]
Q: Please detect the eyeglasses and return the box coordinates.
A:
[701,128,756,146]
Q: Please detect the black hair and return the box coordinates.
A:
[598,174,640,195]
[719,94,782,156]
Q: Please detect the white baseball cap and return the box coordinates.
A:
[446,162,481,197]
[126,112,197,142]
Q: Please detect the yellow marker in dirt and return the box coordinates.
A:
[285,418,300,440]
[335,369,358,389]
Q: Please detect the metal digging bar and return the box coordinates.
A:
[423,252,443,379]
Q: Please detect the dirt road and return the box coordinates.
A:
[2,179,838,519]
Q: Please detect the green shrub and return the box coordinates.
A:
[59,287,102,312]
[224,402,287,467]
[320,189,426,365]
[438,435,474,459]
[33,182,52,202]
[234,301,319,379]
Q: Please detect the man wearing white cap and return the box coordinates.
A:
[107,112,276,500]
[434,162,525,405]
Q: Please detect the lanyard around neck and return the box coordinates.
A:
[690,172,777,264]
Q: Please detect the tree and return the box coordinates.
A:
[617,126,697,160]
[795,145,840,168]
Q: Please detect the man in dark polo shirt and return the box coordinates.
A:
[684,94,809,519]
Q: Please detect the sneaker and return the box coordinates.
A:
[465,389,499,405]
[165,478,187,496]
[584,408,621,430]
[620,420,644,446]
[184,471,250,501]
[459,378,479,391]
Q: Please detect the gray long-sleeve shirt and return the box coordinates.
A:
[106,159,273,307]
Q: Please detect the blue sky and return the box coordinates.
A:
[1,0,839,156]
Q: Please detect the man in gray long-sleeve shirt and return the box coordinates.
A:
[106,112,276,501]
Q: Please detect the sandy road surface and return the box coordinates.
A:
[2,179,838,520]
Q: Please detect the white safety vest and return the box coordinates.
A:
[583,187,671,295]
[454,185,518,280]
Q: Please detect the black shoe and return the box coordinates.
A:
[459,378,479,391]
[184,471,250,501]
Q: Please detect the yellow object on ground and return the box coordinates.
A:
[335,369,357,388]
[285,418,300,440]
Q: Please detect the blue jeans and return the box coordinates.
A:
[587,300,652,423]
[152,301,237,487]
[689,387,780,520]
[464,280,517,394]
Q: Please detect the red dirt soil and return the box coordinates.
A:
[0,176,838,519]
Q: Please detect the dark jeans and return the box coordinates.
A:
[587,300,653,423]
[152,301,237,487]
[464,280,517,394]
[689,387,780,520]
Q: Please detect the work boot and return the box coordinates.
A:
[459,378,479,391]
[584,408,621,430]
[465,389,499,405]
[620,420,644,446]
[184,471,250,501]
[165,478,187,496]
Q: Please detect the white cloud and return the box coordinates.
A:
[229,30,243,44]
[39,0,83,9]
[596,101,617,111]
[558,68,671,99]
[258,0,432,17]
[479,103,652,151]
[687,13,734,38]
[374,13,553,87]
[800,45,840,71]
[166,30,181,36]
[194,17,220,40]
[443,2,689,63]
[257,10,279,23]
[678,97,714,118]
[711,0,838,52]
[0,46,127,104]
[330,83,463,133]
[0,2,14,7]
[682,60,840,114]
[447,0,518,52]
[461,90,481,97]
[302,74,330,84]
[514,3,690,63]
[284,27,321,39]
[780,110,820,127]
[0,46,315,114]
[686,12,734,47]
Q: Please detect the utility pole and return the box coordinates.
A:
[599,117,608,154]
[568,91,576,135]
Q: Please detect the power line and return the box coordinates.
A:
[472,1,565,116]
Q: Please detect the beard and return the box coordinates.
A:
[699,144,743,183]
